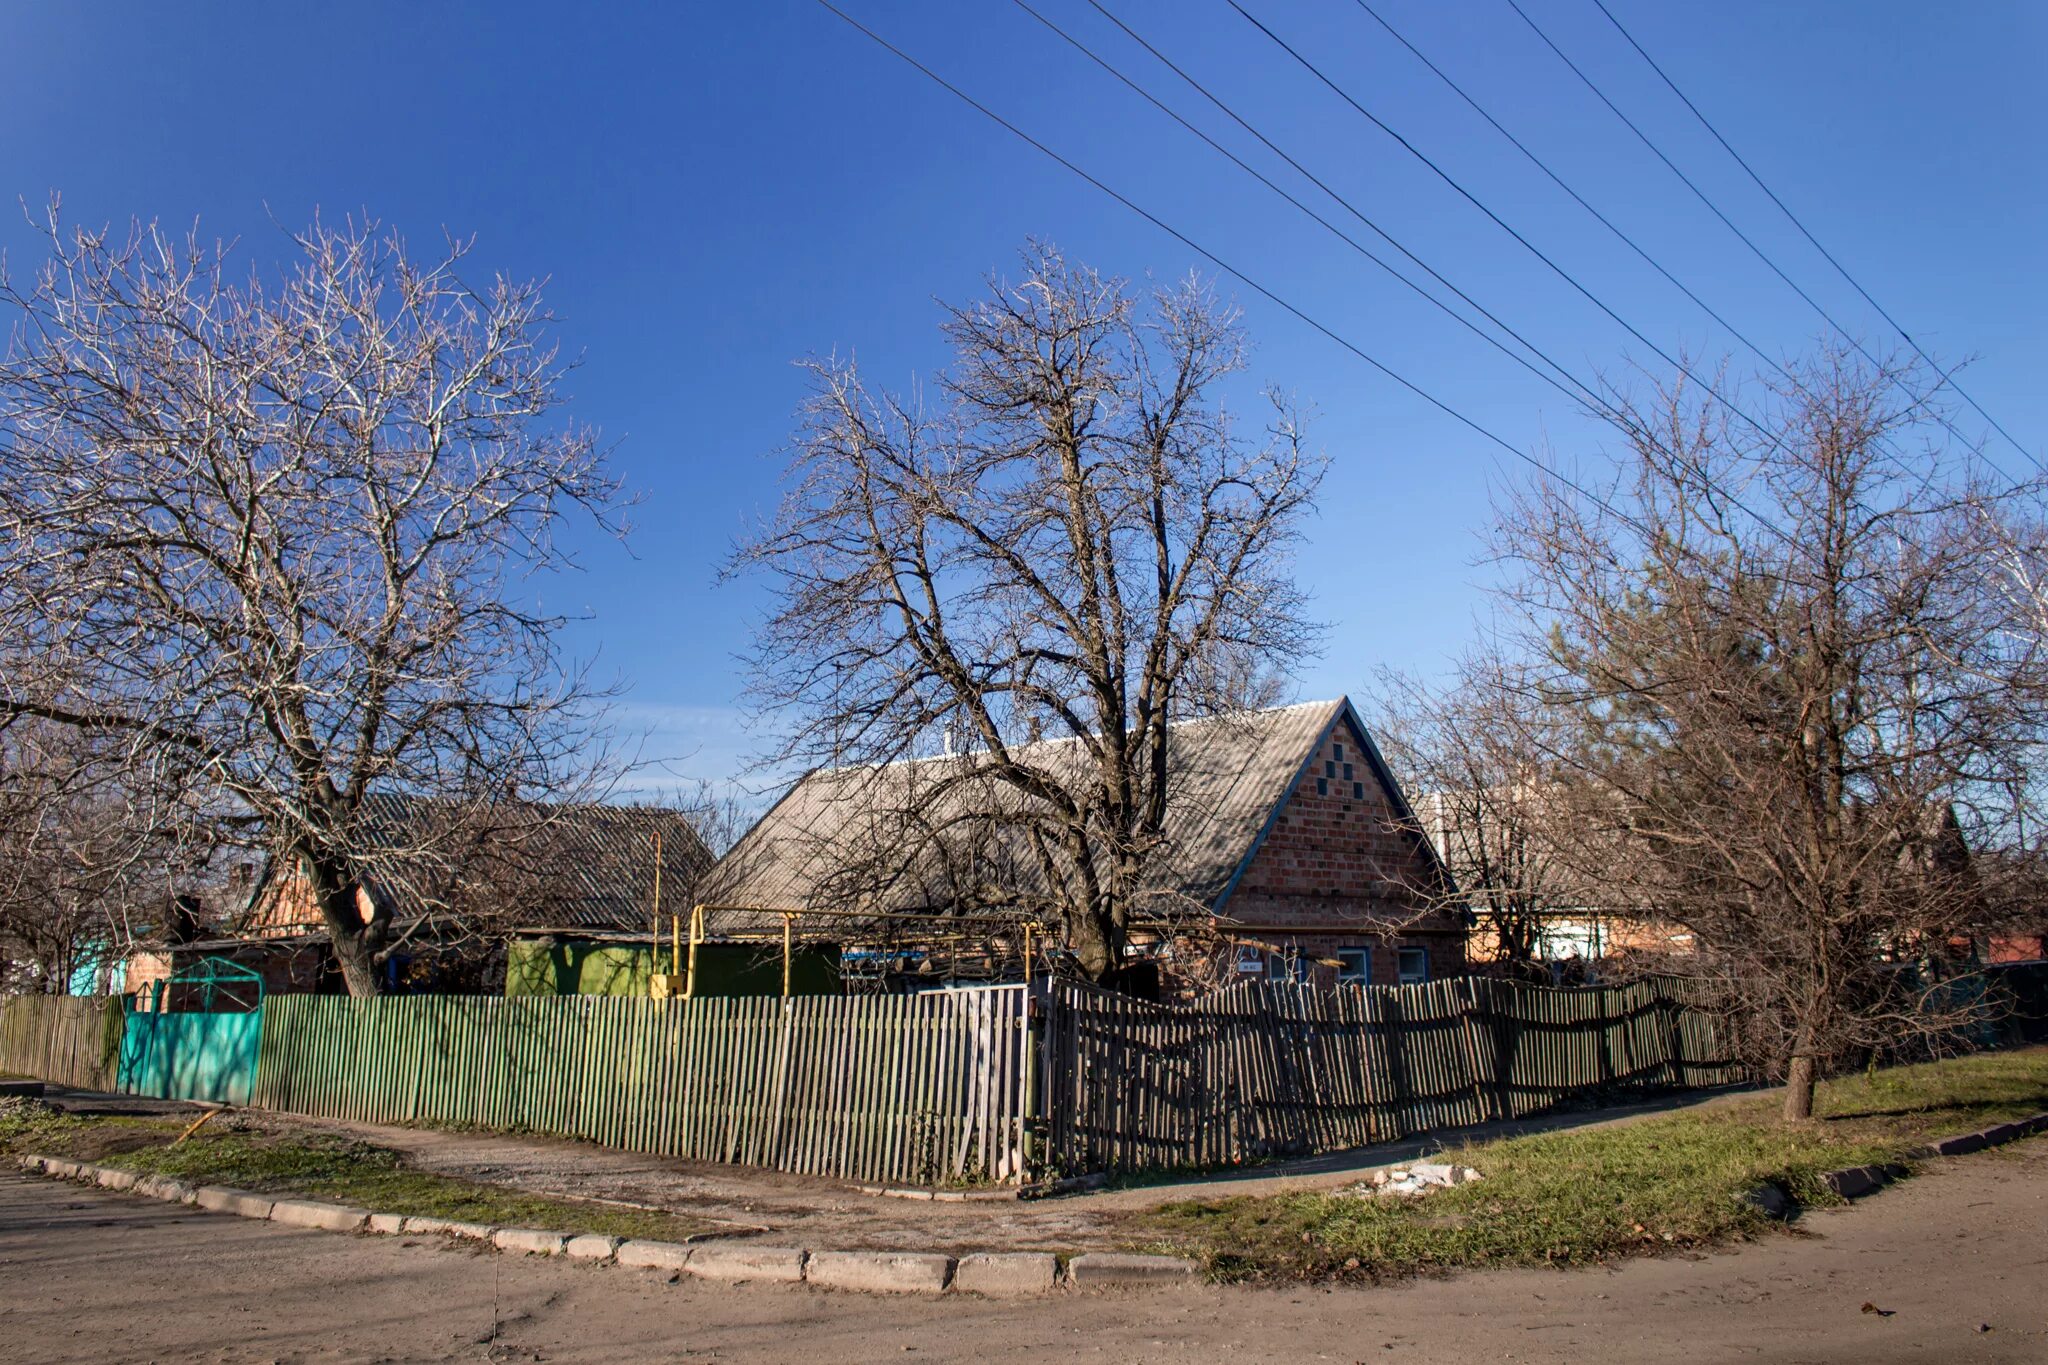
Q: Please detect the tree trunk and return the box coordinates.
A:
[303,847,387,998]
[1782,1053,1818,1121]
[1066,903,1126,984]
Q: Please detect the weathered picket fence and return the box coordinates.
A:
[1036,976,1744,1175]
[253,987,1033,1185]
[0,995,123,1091]
[5,976,1740,1186]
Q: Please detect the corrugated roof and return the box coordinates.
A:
[697,698,1360,932]
[257,794,715,934]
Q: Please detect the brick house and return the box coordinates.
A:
[125,795,713,1000]
[698,697,1463,991]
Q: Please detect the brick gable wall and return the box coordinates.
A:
[1215,711,1465,987]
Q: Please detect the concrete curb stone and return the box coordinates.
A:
[367,1213,407,1235]
[492,1227,569,1257]
[563,1234,622,1261]
[92,1167,138,1192]
[134,1175,196,1203]
[269,1199,371,1233]
[1065,1253,1199,1286]
[401,1216,497,1241]
[953,1252,1061,1295]
[613,1239,694,1273]
[805,1250,953,1294]
[194,1186,275,1219]
[685,1244,807,1284]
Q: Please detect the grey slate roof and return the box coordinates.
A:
[697,697,1433,933]
[251,793,715,935]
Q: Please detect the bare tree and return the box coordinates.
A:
[1371,654,1590,975]
[730,245,1325,980]
[0,207,625,996]
[1492,348,2044,1119]
[0,719,221,993]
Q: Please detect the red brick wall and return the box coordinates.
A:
[1217,712,1465,987]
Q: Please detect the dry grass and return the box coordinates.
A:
[1140,1047,2048,1282]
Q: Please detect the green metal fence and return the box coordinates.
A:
[118,1010,264,1105]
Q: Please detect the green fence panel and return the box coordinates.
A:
[118,1008,264,1105]
[0,996,125,1091]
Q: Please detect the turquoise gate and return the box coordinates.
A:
[118,958,265,1105]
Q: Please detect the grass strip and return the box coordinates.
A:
[1140,1046,2048,1283]
[0,1101,717,1243]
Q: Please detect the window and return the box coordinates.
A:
[1397,946,1430,985]
[1352,782,1365,800]
[1316,777,1328,795]
[1334,742,1345,761]
[1325,759,1337,778]
[1342,763,1354,781]
[1268,950,1307,984]
[1336,946,1371,985]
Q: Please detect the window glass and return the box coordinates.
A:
[1397,946,1429,984]
[1316,777,1328,795]
[1336,947,1371,985]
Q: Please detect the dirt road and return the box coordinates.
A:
[3,1142,2044,1364]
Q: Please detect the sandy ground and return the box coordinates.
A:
[3,1140,2044,1364]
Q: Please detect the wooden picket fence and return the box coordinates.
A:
[1037,976,1745,1176]
[252,987,1033,1186]
[0,994,124,1092]
[4,976,1740,1187]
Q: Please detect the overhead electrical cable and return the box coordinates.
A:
[807,0,1654,539]
[1014,1,1603,413]
[1042,0,1792,543]
[1340,0,1976,503]
[1348,0,1782,383]
[1222,1,1820,493]
[1588,0,2039,471]
[1505,0,2035,484]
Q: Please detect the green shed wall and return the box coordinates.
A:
[505,940,840,998]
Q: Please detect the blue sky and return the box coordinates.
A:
[4,1,2042,795]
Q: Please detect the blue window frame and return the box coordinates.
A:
[1336,946,1371,985]
[1397,946,1430,985]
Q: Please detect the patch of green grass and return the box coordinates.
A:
[2,1102,719,1243]
[1142,1047,2048,1284]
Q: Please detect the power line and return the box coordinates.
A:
[1222,1,1814,488]
[1015,2,1602,413]
[1588,0,2039,471]
[806,0,1647,536]
[1340,0,1975,505]
[1056,0,1792,545]
[1348,0,1781,383]
[1505,0,2037,483]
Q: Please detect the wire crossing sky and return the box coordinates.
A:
[1,0,2040,794]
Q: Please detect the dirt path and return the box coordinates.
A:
[4,1139,2044,1363]
[209,1084,1759,1250]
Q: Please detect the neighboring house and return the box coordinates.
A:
[1422,786,1984,973]
[697,697,1463,991]
[126,795,716,1000]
